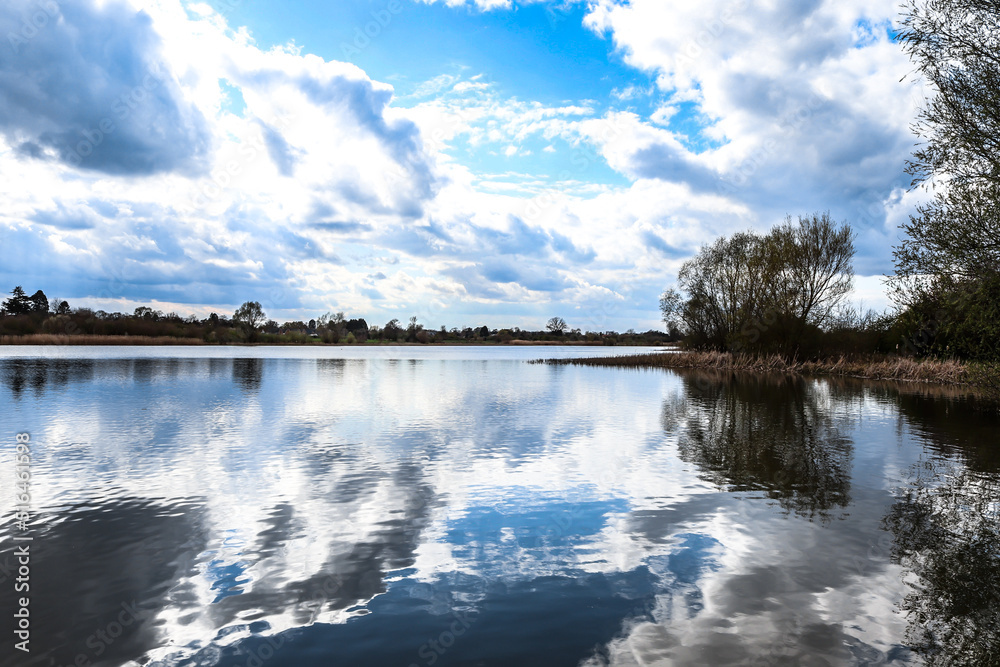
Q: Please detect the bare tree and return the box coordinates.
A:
[899,0,1000,189]
[546,317,567,334]
[772,213,855,330]
[670,214,855,352]
[893,0,1000,288]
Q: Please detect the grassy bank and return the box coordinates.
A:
[542,350,1000,392]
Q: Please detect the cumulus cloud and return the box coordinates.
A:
[578,0,923,271]
[0,0,211,175]
[0,0,925,327]
[0,0,452,320]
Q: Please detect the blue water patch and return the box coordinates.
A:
[208,559,251,602]
[202,569,662,667]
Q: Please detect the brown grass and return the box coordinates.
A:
[542,350,1000,391]
[0,334,207,345]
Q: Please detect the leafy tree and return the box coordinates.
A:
[2,286,32,315]
[894,0,1000,282]
[324,311,347,342]
[29,290,48,313]
[233,301,266,341]
[55,300,70,315]
[345,318,368,333]
[546,317,567,334]
[383,318,402,340]
[406,316,423,342]
[891,0,1000,359]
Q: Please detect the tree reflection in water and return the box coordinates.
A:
[662,370,853,520]
[883,461,1000,665]
[232,357,264,392]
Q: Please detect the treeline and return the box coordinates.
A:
[0,290,672,346]
[660,213,865,357]
[660,210,996,363]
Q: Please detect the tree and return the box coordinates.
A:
[771,213,855,332]
[899,0,1000,189]
[891,0,1000,359]
[383,318,402,340]
[29,290,48,314]
[55,300,70,315]
[546,317,567,334]
[134,306,158,320]
[670,214,855,353]
[233,301,266,341]
[894,183,1000,284]
[406,316,423,342]
[896,0,1000,278]
[659,288,684,340]
[2,286,31,315]
[345,318,369,334]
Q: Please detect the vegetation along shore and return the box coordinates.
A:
[541,350,1000,395]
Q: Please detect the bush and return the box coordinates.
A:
[894,272,1000,362]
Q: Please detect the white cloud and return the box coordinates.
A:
[0,0,921,327]
[415,0,512,10]
[578,0,922,281]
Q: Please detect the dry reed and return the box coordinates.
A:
[542,350,999,390]
[0,334,207,345]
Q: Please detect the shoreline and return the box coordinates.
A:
[540,350,1000,394]
[0,334,657,347]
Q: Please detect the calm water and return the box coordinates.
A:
[1,346,998,667]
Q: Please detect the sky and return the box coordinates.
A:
[0,0,930,331]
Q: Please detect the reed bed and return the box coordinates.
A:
[0,334,207,345]
[542,350,999,390]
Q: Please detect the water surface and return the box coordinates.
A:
[1,346,997,666]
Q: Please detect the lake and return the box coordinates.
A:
[1,346,997,666]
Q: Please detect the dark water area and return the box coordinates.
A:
[0,347,997,666]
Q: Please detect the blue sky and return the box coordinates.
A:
[0,0,926,330]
